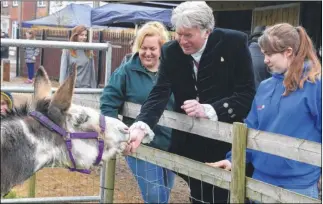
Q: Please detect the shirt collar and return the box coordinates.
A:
[191,38,208,62]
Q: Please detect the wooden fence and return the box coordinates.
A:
[6,92,321,203]
[70,94,322,203]
[70,94,321,203]
[119,102,321,203]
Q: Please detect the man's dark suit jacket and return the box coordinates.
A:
[136,28,255,162]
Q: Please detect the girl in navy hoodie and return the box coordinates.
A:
[207,23,321,199]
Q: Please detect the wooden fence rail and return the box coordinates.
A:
[121,102,321,167]
[132,145,320,203]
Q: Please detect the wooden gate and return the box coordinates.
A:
[251,3,300,32]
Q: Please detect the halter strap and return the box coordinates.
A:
[29,111,106,174]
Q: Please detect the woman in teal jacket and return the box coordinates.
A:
[100,21,175,203]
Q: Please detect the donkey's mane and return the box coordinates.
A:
[1,103,29,121]
[1,98,52,121]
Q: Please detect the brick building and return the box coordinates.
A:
[1,0,49,38]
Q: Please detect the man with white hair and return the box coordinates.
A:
[126,1,255,203]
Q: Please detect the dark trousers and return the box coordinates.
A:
[26,63,34,80]
[179,173,229,203]
[176,163,254,204]
[169,131,254,203]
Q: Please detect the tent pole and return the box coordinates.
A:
[135,24,138,36]
[89,28,93,43]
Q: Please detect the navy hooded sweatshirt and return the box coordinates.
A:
[227,64,321,189]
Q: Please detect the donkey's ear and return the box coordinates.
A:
[33,66,52,103]
[49,63,77,112]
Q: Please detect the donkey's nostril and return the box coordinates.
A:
[118,126,129,133]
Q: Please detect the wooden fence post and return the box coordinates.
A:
[230,122,248,203]
[28,174,36,198]
[101,155,117,203]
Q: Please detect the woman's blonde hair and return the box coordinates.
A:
[258,23,321,96]
[132,21,169,53]
[69,25,93,58]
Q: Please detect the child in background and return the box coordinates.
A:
[24,29,40,84]
[1,91,13,115]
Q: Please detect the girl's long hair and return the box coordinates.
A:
[258,23,321,96]
[69,25,93,58]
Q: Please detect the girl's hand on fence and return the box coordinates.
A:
[205,160,232,171]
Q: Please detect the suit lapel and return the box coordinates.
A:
[199,29,225,71]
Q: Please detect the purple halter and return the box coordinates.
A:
[29,111,106,174]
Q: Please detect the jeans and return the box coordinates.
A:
[287,182,319,199]
[251,182,319,203]
[26,63,34,80]
[126,156,175,203]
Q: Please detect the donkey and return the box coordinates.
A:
[1,66,133,196]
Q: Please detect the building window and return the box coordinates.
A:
[12,1,18,7]
[37,1,46,7]
[2,1,8,7]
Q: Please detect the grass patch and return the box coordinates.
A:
[3,190,23,199]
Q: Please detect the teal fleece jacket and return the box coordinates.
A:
[100,53,174,151]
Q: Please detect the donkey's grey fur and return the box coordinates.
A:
[1,115,36,195]
[1,66,131,196]
[1,100,71,195]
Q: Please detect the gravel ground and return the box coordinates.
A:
[4,76,191,203]
[12,156,190,203]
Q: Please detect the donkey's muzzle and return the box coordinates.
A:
[118,126,130,142]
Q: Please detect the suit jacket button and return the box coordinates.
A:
[223,103,229,108]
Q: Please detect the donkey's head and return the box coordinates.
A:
[32,65,130,167]
[1,65,130,196]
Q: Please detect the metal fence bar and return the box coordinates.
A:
[104,47,112,86]
[99,162,107,203]
[1,38,121,50]
[15,28,20,77]
[97,30,104,87]
[0,196,100,203]
[1,87,103,94]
